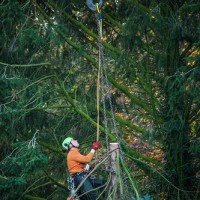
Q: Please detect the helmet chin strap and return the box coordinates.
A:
[69,142,78,149]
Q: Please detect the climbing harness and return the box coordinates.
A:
[67,164,98,199]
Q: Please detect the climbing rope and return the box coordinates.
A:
[96,3,102,142]
[92,1,130,195]
[95,11,110,154]
[87,2,131,191]
[87,0,123,159]
[87,0,103,143]
[94,2,122,153]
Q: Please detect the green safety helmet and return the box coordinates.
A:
[62,137,73,151]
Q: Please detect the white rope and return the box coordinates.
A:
[28,130,39,149]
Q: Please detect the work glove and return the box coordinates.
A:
[92,141,101,150]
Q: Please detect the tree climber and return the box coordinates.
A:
[62,137,104,200]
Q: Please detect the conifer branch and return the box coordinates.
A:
[0,61,51,68]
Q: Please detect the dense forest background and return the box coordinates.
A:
[0,0,199,200]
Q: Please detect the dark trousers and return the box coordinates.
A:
[74,173,104,200]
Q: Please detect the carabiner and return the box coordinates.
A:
[90,174,96,179]
[86,0,103,11]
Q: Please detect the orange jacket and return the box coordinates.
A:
[67,148,94,174]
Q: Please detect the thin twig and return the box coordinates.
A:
[0,61,51,68]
